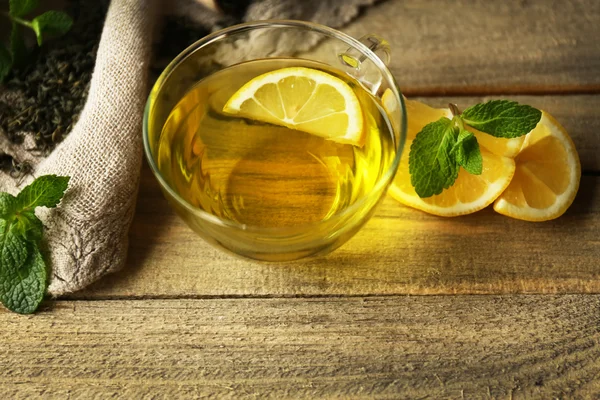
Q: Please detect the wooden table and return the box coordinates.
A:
[2,1,600,398]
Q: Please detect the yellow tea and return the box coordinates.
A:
[157,58,395,228]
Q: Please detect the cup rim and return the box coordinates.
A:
[143,19,407,233]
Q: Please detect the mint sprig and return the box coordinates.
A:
[0,175,69,314]
[9,0,40,18]
[31,11,74,46]
[452,129,482,175]
[1,0,73,81]
[409,100,542,198]
[408,118,459,198]
[462,100,542,138]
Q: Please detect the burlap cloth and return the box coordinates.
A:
[0,0,376,296]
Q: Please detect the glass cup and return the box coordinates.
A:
[143,20,406,261]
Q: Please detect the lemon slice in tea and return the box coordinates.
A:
[223,67,365,146]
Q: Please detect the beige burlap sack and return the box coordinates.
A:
[179,0,377,63]
[0,0,157,295]
[0,0,376,296]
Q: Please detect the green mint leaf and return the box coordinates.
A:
[0,219,30,272]
[0,175,69,314]
[16,175,70,211]
[31,11,73,46]
[0,242,46,314]
[452,129,483,175]
[461,100,542,138]
[0,193,18,219]
[15,211,44,242]
[10,22,28,69]
[0,43,12,83]
[9,0,40,18]
[409,117,459,198]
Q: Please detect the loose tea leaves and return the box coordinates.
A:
[0,0,108,173]
[1,0,73,81]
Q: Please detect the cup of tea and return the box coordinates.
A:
[143,20,406,261]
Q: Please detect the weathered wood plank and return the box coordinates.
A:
[1,296,599,399]
[344,0,600,95]
[72,95,600,298]
[73,173,600,298]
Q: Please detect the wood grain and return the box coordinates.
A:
[70,95,600,299]
[71,174,600,298]
[2,295,600,399]
[343,0,600,95]
[1,4,598,399]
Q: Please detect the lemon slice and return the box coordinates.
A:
[403,98,526,158]
[388,99,516,216]
[389,139,516,216]
[493,111,581,221]
[223,67,364,146]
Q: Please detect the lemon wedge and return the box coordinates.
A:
[388,99,516,216]
[494,111,581,221]
[223,67,364,146]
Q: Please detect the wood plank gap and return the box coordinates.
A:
[58,293,432,301]
[403,86,600,97]
[58,292,598,302]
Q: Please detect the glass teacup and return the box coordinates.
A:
[143,20,406,261]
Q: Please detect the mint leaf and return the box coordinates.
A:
[461,100,542,138]
[0,193,17,219]
[16,175,70,211]
[409,117,459,198]
[0,219,30,272]
[0,243,46,314]
[10,22,28,69]
[452,129,482,175]
[31,11,73,46]
[0,175,69,314]
[0,43,12,83]
[15,212,44,242]
[9,0,40,18]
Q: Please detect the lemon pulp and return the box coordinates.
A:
[223,66,365,146]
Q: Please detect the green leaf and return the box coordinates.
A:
[16,175,70,211]
[10,22,28,69]
[0,175,69,314]
[0,219,30,272]
[9,0,40,18]
[409,117,459,198]
[31,11,73,46]
[15,211,44,242]
[0,43,12,83]
[452,129,483,175]
[461,100,542,138]
[0,242,46,314]
[0,193,18,219]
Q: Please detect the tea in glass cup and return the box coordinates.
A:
[144,21,406,261]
